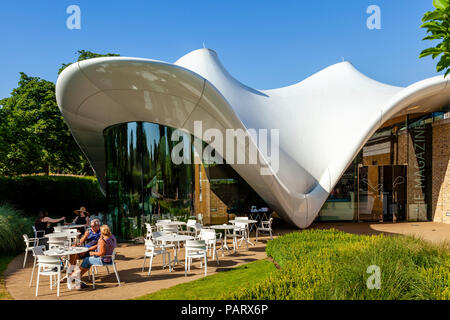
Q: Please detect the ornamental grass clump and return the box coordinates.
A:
[0,204,33,255]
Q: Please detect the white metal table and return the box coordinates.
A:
[229,220,258,247]
[155,221,187,227]
[45,231,80,239]
[155,221,187,232]
[61,224,87,229]
[154,234,194,266]
[45,231,81,247]
[209,224,241,252]
[44,246,89,257]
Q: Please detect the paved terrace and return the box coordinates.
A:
[311,221,450,244]
[4,221,449,300]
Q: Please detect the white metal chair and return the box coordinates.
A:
[256,217,274,242]
[35,255,63,297]
[53,226,65,233]
[185,219,197,235]
[22,234,41,268]
[188,223,203,239]
[162,224,178,235]
[90,248,121,289]
[151,231,176,257]
[197,213,203,225]
[156,219,171,231]
[67,229,79,245]
[184,240,207,277]
[29,245,46,287]
[199,229,223,264]
[48,239,66,250]
[145,223,156,239]
[32,226,45,245]
[179,219,200,236]
[231,222,248,250]
[235,217,250,239]
[142,239,172,276]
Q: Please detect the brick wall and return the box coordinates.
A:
[432,118,450,224]
[194,164,229,225]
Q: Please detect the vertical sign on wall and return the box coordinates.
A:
[407,116,432,221]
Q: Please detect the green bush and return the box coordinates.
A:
[0,204,33,255]
[0,175,106,218]
[228,229,450,300]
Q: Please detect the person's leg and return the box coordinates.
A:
[79,256,102,278]
[69,254,79,266]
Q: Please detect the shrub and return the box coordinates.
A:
[0,175,106,218]
[0,204,33,255]
[228,229,450,300]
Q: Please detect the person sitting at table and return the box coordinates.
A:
[68,219,101,267]
[69,224,117,289]
[71,206,90,233]
[35,209,65,235]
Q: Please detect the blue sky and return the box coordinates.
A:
[0,0,439,98]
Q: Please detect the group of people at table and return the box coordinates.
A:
[32,206,261,291]
[34,206,117,290]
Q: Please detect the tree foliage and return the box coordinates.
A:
[58,50,120,74]
[420,0,450,76]
[0,50,119,176]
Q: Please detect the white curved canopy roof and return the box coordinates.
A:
[56,48,450,228]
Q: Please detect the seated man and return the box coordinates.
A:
[70,224,117,289]
[68,219,101,266]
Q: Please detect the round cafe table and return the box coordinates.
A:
[228,220,258,247]
[154,234,194,266]
[155,221,187,233]
[61,224,87,229]
[155,221,187,226]
[45,231,80,239]
[45,231,81,247]
[209,224,241,252]
[44,246,89,257]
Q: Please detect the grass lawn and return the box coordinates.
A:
[0,255,14,300]
[134,259,277,300]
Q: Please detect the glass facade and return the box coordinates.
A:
[204,162,268,213]
[104,122,194,240]
[104,121,269,239]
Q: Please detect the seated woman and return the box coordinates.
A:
[71,206,90,233]
[70,224,117,288]
[35,210,65,235]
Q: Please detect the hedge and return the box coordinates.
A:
[0,175,106,219]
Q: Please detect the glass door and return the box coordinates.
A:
[358,165,407,222]
[358,166,383,221]
[391,165,407,222]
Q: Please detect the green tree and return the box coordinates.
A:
[0,73,86,175]
[59,50,120,74]
[420,0,450,76]
[0,50,120,176]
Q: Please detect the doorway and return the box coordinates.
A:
[357,165,407,222]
